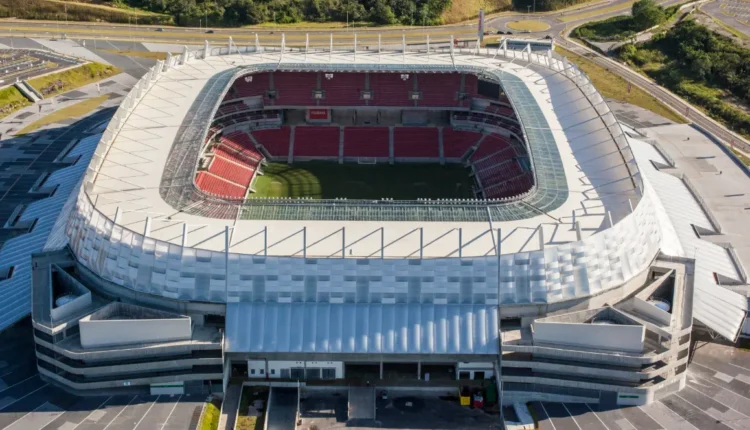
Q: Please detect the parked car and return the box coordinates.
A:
[156,28,165,32]
[206,29,215,34]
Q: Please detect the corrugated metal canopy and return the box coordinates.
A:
[225,302,499,355]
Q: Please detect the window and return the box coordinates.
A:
[271,369,276,375]
[260,369,265,375]
[290,368,304,380]
[322,368,336,380]
[305,368,321,380]
[250,369,255,375]
[280,369,290,379]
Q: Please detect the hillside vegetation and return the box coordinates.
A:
[0,0,173,24]
[617,19,750,137]
[0,0,593,27]
[573,0,677,41]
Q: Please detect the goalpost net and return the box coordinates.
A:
[357,157,377,165]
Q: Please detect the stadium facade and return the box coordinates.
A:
[7,37,746,405]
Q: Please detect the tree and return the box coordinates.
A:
[370,0,397,24]
[631,0,665,30]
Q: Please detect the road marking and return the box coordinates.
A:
[101,395,138,430]
[560,403,583,429]
[584,403,611,430]
[675,391,745,430]
[642,401,700,430]
[538,402,558,430]
[69,396,113,430]
[689,371,750,403]
[0,383,48,412]
[0,375,37,396]
[684,385,750,420]
[132,395,161,430]
[3,401,65,430]
[159,395,183,430]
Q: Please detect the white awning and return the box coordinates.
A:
[225,302,499,355]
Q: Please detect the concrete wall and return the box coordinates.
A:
[50,291,91,322]
[532,321,645,353]
[631,297,671,325]
[79,317,192,348]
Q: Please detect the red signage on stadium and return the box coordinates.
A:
[308,109,329,120]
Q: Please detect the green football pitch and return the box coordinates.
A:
[252,162,474,200]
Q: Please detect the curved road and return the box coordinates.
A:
[0,0,746,153]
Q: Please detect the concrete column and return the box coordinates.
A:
[114,207,122,224]
[144,217,152,237]
[458,228,463,258]
[181,223,189,247]
[575,221,582,241]
[264,226,268,257]
[419,228,424,259]
[381,227,385,259]
[342,227,346,258]
[379,361,384,379]
[303,226,307,259]
[417,361,421,380]
[538,225,545,251]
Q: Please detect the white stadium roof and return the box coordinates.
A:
[46,38,744,342]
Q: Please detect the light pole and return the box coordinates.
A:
[527,5,531,13]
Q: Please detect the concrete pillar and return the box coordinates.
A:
[381,227,385,259]
[575,221,582,241]
[181,223,189,247]
[303,226,307,259]
[342,227,346,258]
[419,227,424,259]
[538,225,545,251]
[417,361,421,380]
[114,207,122,224]
[264,226,268,257]
[144,217,152,237]
[458,228,463,258]
[379,361,384,379]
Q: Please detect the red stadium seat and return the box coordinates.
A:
[442,129,482,158]
[343,127,389,157]
[195,171,247,199]
[252,127,292,158]
[294,126,340,157]
[393,127,439,158]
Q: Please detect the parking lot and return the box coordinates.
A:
[534,336,750,429]
[0,321,206,430]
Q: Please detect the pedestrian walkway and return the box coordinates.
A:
[219,382,242,430]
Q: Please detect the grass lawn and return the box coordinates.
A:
[555,46,687,124]
[441,0,511,24]
[252,162,473,200]
[732,149,750,166]
[558,0,636,22]
[237,387,268,430]
[18,94,109,134]
[506,20,551,31]
[101,49,170,60]
[0,86,32,120]
[198,398,221,430]
[28,63,120,98]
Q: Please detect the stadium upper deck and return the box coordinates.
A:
[81,41,644,260]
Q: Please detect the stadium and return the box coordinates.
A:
[18,36,747,407]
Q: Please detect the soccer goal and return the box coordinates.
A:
[357,157,377,165]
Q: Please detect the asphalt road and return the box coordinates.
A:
[557,36,750,154]
[701,0,750,37]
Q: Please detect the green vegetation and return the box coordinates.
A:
[28,62,120,97]
[555,45,686,123]
[441,0,510,24]
[572,0,679,41]
[80,0,453,27]
[253,162,473,200]
[198,398,221,430]
[513,0,596,13]
[237,387,267,430]
[557,0,636,23]
[0,87,32,120]
[617,19,750,138]
[18,94,109,134]
[0,0,173,24]
[731,149,750,166]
